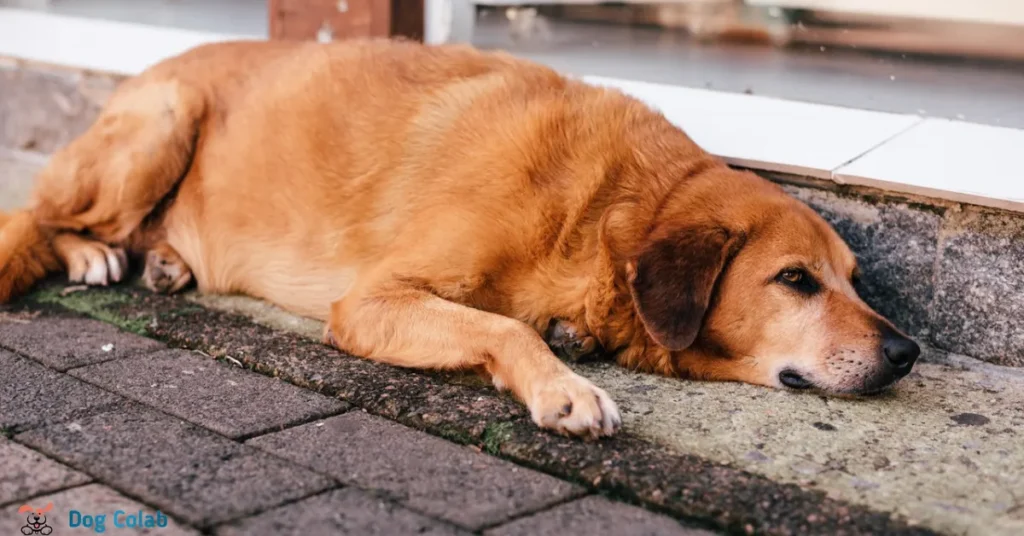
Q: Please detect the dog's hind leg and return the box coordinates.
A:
[29,79,206,246]
[142,240,193,294]
[1,78,208,299]
[545,318,601,362]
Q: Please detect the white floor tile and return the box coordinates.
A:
[836,119,1024,212]
[583,75,923,179]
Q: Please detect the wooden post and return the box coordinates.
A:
[269,0,423,41]
[391,0,425,41]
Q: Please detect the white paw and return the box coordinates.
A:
[66,243,128,286]
[529,372,621,439]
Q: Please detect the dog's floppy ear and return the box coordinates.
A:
[18,505,33,514]
[627,225,743,351]
[39,503,53,514]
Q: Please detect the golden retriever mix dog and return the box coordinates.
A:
[0,39,920,438]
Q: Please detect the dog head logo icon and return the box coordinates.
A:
[18,503,54,535]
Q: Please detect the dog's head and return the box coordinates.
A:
[626,170,919,395]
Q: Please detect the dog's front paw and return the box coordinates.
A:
[143,245,192,294]
[529,373,621,439]
[545,319,600,362]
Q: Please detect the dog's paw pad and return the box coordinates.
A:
[545,319,600,362]
[143,248,192,294]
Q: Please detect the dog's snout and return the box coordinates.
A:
[882,329,920,372]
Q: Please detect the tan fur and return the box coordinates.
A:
[0,39,919,438]
[0,211,60,303]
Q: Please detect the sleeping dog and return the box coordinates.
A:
[0,39,919,438]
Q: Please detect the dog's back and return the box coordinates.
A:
[138,39,671,325]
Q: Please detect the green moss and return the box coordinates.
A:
[482,421,514,455]
[432,424,476,445]
[34,287,150,335]
[28,284,63,304]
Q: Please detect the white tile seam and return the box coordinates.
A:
[828,116,928,183]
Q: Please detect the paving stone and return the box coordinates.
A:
[0,483,198,535]
[247,411,584,530]
[486,496,716,536]
[69,349,348,438]
[15,403,335,527]
[0,350,123,433]
[931,209,1024,366]
[783,184,941,336]
[0,437,91,505]
[215,487,469,536]
[0,315,164,371]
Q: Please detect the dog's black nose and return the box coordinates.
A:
[882,331,920,370]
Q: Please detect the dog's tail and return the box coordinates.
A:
[0,210,60,304]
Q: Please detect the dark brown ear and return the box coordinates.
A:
[628,225,743,351]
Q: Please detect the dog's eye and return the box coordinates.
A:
[776,268,819,294]
[780,269,803,284]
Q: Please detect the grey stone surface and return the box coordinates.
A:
[69,348,348,438]
[215,488,469,536]
[0,350,122,433]
[247,412,584,530]
[15,404,336,527]
[486,496,715,536]
[0,65,116,153]
[0,315,164,371]
[783,184,942,336]
[0,483,199,535]
[931,209,1024,366]
[0,437,90,505]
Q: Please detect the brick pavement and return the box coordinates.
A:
[1,310,713,535]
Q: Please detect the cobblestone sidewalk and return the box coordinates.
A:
[0,283,937,535]
[1,305,718,535]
